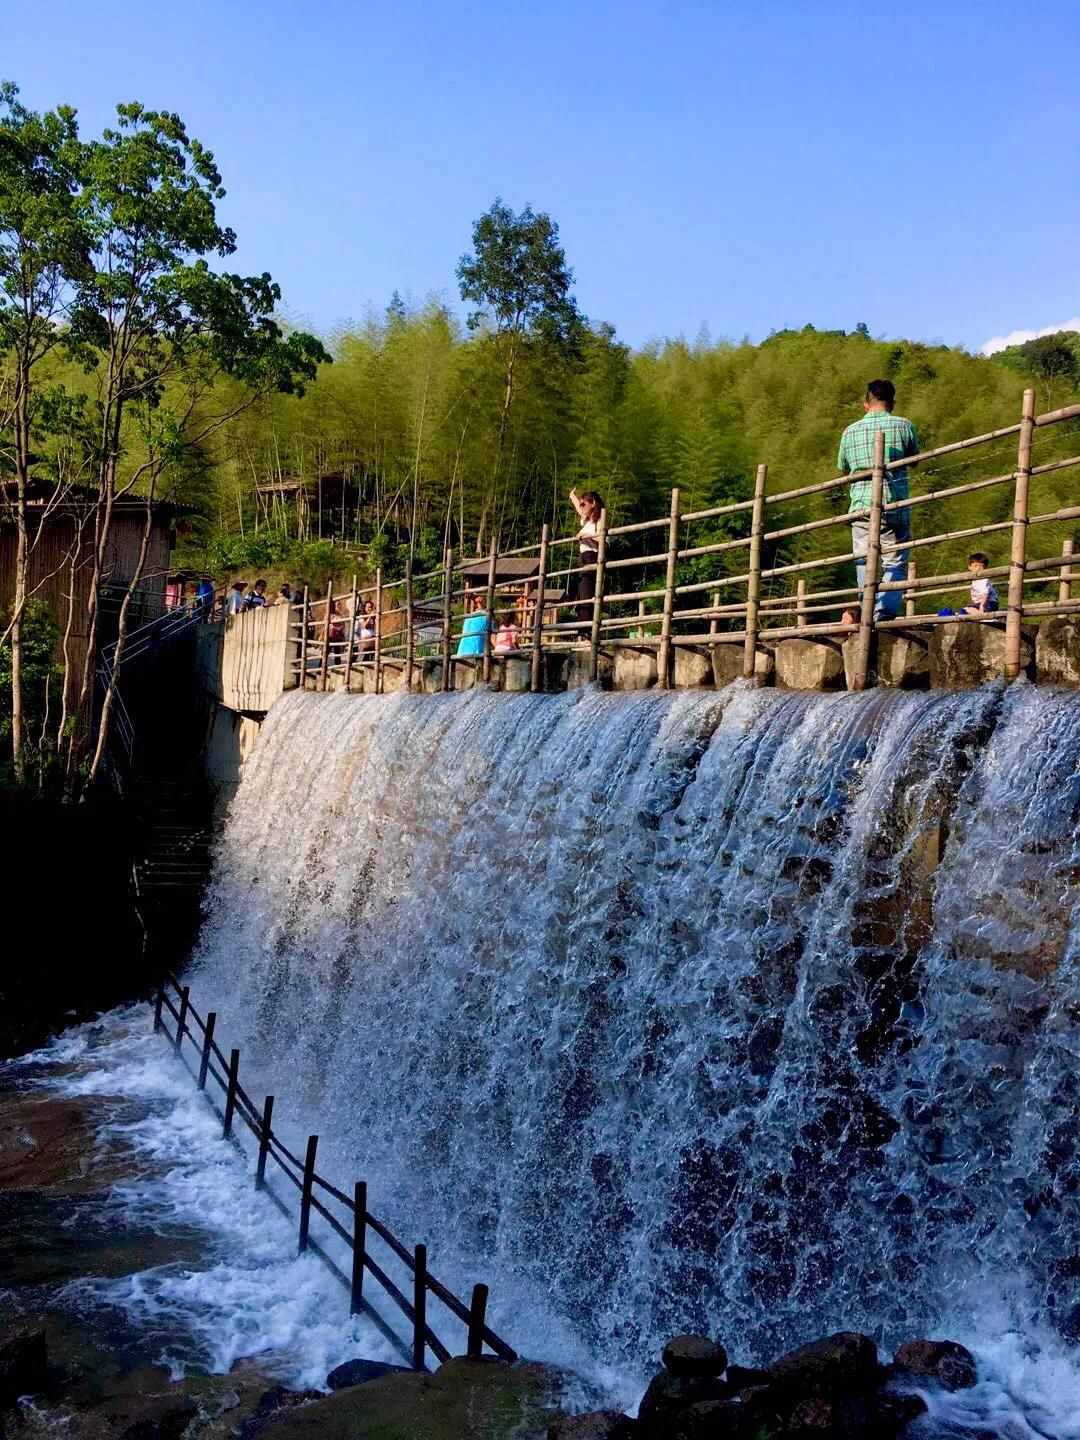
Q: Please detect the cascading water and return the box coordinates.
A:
[178,680,1080,1415]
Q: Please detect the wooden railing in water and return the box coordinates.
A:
[152,975,517,1372]
[288,388,1080,692]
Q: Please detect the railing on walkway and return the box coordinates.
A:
[286,388,1080,693]
[153,975,517,1371]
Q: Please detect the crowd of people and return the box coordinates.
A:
[191,389,1004,657]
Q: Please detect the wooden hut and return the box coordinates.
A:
[0,481,182,706]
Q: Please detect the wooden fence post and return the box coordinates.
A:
[319,580,333,692]
[742,463,767,680]
[404,559,415,693]
[256,1095,274,1190]
[796,578,807,629]
[482,539,498,685]
[852,429,885,691]
[641,597,650,641]
[343,573,358,692]
[905,560,917,618]
[373,566,383,694]
[441,547,454,693]
[658,488,680,689]
[197,1012,216,1089]
[413,1243,428,1370]
[1059,537,1075,605]
[175,987,190,1054]
[589,508,608,682]
[1005,387,1036,681]
[299,586,309,687]
[530,524,550,694]
[298,1135,319,1253]
[351,1181,367,1312]
[467,1283,489,1360]
[222,1049,240,1139]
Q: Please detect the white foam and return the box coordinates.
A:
[29,1010,406,1390]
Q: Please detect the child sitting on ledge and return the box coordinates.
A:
[961,552,999,616]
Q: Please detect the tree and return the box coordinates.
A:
[456,199,580,550]
[67,103,328,784]
[0,82,92,782]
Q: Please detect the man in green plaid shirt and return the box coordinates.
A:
[837,379,919,620]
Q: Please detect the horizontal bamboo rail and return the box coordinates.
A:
[276,390,1078,693]
[152,975,516,1371]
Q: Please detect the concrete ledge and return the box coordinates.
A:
[672,646,713,688]
[774,638,845,691]
[614,646,658,690]
[1036,616,1080,686]
[928,621,1033,689]
[712,644,773,688]
[841,632,930,690]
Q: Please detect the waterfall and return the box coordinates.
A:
[192,679,1080,1397]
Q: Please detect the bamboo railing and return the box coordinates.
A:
[285,389,1080,692]
[152,976,516,1371]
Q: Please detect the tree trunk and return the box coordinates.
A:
[87,483,154,786]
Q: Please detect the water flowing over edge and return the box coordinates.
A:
[16,680,1080,1437]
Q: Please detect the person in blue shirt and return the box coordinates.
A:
[195,576,215,618]
[456,593,491,656]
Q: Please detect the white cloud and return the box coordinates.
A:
[981,318,1080,356]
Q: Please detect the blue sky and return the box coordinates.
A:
[7,0,1079,353]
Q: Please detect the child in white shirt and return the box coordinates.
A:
[962,552,998,615]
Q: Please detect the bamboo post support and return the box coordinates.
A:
[482,539,497,685]
[299,587,309,686]
[256,1095,274,1189]
[343,573,358,692]
[222,1049,240,1139]
[373,566,383,693]
[640,597,648,641]
[658,488,681,688]
[197,1011,216,1089]
[404,560,415,692]
[175,987,190,1054]
[796,578,807,629]
[1059,537,1075,604]
[467,1283,489,1360]
[742,464,767,679]
[441,548,453,693]
[530,524,550,693]
[413,1243,428,1370]
[852,429,885,691]
[351,1181,367,1312]
[1005,389,1036,681]
[319,581,333,692]
[905,560,917,618]
[298,1134,319,1253]
[589,509,608,682]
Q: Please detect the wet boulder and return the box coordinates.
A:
[666,1396,766,1440]
[118,1405,200,1440]
[766,1331,879,1396]
[0,1325,47,1407]
[325,1358,411,1391]
[661,1335,728,1377]
[548,1410,638,1439]
[636,1372,731,1434]
[892,1338,976,1390]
